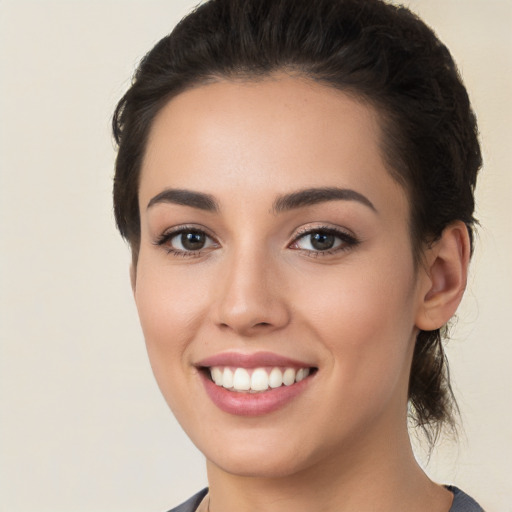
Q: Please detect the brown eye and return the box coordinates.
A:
[156,228,218,255]
[179,231,207,251]
[291,227,358,254]
[309,232,336,250]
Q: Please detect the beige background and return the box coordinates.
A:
[0,1,510,510]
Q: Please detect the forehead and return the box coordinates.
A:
[140,75,407,216]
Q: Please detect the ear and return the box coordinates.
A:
[415,221,471,331]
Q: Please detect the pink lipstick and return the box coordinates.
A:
[196,352,316,416]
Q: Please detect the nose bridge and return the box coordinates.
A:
[214,241,289,335]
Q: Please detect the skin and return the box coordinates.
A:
[133,75,469,512]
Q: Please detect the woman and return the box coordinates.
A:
[112,0,484,510]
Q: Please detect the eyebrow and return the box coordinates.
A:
[147,188,219,212]
[146,186,376,214]
[272,187,377,214]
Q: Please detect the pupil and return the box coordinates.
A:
[182,232,205,250]
[311,232,335,250]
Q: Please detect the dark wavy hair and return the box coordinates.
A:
[112,0,481,445]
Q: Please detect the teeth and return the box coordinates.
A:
[222,368,234,389]
[251,368,269,391]
[269,367,283,388]
[283,368,296,386]
[233,368,251,391]
[211,367,223,386]
[295,368,310,382]
[209,366,311,392]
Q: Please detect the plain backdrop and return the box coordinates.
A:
[0,1,510,511]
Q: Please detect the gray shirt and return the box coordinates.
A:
[168,486,484,511]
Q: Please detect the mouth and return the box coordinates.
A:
[196,352,317,416]
[202,365,315,393]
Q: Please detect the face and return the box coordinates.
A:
[134,76,427,479]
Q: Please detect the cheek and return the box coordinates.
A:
[294,251,418,392]
[133,257,209,388]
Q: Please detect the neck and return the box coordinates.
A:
[205,417,452,512]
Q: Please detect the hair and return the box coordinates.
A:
[112,0,481,446]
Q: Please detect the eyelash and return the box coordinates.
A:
[153,225,219,257]
[288,225,359,257]
[153,225,359,258]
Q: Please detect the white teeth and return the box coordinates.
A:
[251,368,269,391]
[283,368,296,386]
[222,368,234,389]
[269,367,283,388]
[211,367,223,386]
[209,366,312,392]
[233,368,251,391]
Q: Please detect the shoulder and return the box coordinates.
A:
[166,488,208,512]
[447,486,485,512]
[165,486,485,512]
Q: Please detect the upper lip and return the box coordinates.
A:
[196,351,315,369]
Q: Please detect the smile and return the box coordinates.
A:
[197,352,317,415]
[209,366,311,392]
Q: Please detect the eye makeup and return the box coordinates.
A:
[288,224,360,258]
[152,222,360,260]
[153,224,219,257]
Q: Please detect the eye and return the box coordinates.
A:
[290,227,358,254]
[155,227,218,256]
[171,231,211,251]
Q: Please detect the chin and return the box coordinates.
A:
[208,450,312,479]
[197,426,326,480]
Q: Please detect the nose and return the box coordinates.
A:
[212,247,291,337]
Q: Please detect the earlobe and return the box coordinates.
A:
[415,221,471,331]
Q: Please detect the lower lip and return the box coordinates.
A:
[200,371,313,416]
